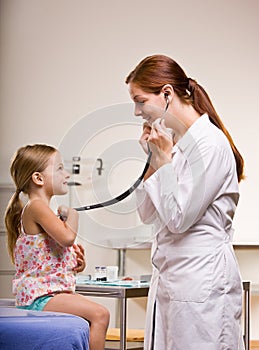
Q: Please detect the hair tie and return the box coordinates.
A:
[187,77,195,94]
[15,188,21,195]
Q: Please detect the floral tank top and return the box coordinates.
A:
[13,218,77,306]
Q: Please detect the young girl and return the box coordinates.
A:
[5,144,110,350]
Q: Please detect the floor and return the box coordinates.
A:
[251,340,259,349]
[104,340,259,350]
[105,341,143,350]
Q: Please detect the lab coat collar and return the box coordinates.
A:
[173,114,209,153]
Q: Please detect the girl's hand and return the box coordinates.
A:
[73,243,86,273]
[57,205,69,221]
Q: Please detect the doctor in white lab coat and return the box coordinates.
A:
[126,54,245,350]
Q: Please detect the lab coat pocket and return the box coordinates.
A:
[165,247,214,303]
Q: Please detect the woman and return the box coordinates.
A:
[126,55,245,350]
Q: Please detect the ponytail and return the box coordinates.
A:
[5,190,24,264]
[188,78,245,182]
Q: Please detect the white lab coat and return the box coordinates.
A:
[136,115,244,350]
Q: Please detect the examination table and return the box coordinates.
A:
[0,304,89,350]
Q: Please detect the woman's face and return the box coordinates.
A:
[128,82,168,125]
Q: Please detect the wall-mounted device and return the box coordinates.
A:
[96,158,104,176]
[72,156,81,174]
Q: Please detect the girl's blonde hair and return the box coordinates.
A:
[126,54,245,182]
[5,144,57,263]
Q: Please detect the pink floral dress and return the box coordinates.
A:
[13,222,77,306]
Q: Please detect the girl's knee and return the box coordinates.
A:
[95,305,110,326]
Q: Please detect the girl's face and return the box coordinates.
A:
[128,82,168,125]
[42,151,70,196]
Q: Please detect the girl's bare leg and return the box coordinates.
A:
[44,293,110,350]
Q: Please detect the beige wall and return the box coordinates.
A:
[1,0,259,336]
[1,0,259,242]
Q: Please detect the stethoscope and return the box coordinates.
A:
[74,95,170,212]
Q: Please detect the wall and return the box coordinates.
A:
[0,0,259,336]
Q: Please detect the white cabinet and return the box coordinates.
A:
[0,184,15,298]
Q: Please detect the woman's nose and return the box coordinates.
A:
[134,103,142,117]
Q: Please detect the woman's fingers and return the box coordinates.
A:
[139,123,152,154]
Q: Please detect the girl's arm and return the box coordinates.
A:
[28,200,78,247]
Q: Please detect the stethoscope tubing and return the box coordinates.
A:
[74,151,152,211]
[74,97,169,212]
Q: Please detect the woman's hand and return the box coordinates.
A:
[148,119,173,169]
[73,243,86,273]
[139,122,152,154]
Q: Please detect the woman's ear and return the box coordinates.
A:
[31,172,44,186]
[161,84,174,102]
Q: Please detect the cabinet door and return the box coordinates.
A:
[0,235,14,270]
[0,185,15,298]
[0,274,14,298]
[0,185,15,231]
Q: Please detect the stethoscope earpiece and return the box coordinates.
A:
[164,93,170,111]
